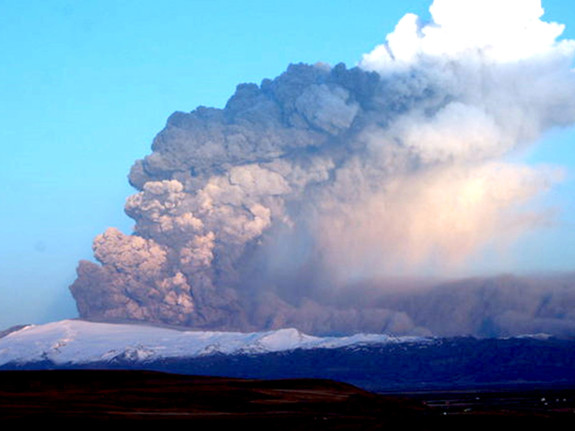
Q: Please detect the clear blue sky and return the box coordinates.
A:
[1,0,574,330]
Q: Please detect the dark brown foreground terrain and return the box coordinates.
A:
[0,370,573,429]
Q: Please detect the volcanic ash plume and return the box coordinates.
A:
[70,0,575,335]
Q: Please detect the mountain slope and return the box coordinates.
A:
[0,319,424,366]
[1,319,574,393]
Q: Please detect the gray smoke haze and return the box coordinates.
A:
[70,0,575,336]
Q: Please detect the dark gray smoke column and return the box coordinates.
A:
[70,64,420,334]
[70,0,575,335]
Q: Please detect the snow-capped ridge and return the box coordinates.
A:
[0,319,427,366]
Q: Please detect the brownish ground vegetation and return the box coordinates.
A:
[0,370,572,429]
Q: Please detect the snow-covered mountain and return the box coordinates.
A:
[0,319,428,367]
[2,319,574,392]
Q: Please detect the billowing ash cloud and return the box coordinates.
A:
[70,0,575,336]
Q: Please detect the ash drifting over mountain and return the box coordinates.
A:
[70,0,575,336]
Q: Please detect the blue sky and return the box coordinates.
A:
[1,0,574,330]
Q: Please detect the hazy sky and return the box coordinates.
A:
[1,0,574,330]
